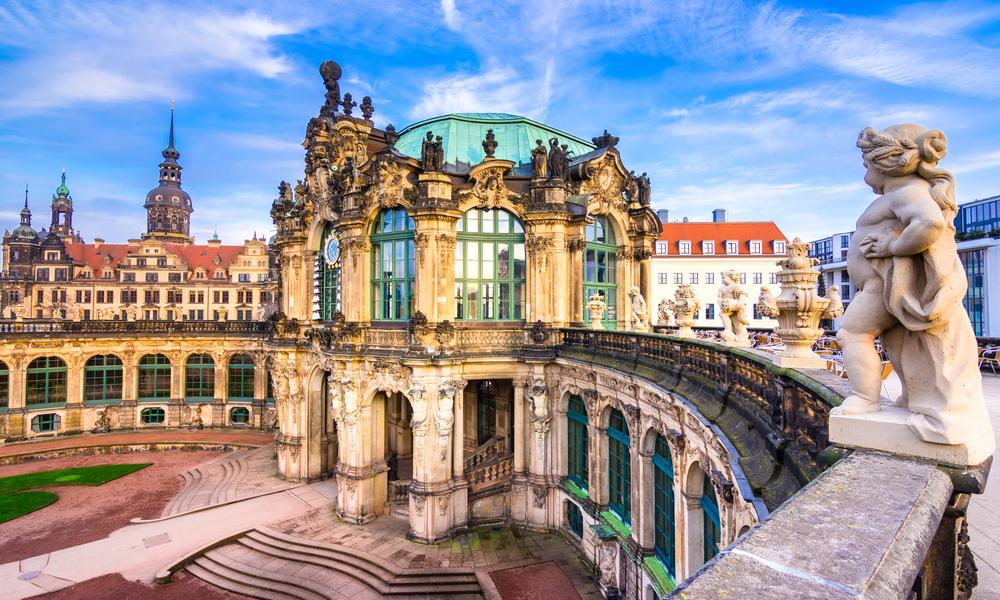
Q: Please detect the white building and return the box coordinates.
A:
[651,210,788,331]
[809,231,854,330]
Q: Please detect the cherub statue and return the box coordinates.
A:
[718,269,750,346]
[835,124,993,450]
[757,286,779,319]
[319,60,342,114]
[657,297,672,326]
[628,286,649,332]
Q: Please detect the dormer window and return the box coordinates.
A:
[678,241,691,255]
[773,240,787,255]
[749,240,762,255]
[702,241,715,255]
[654,241,669,255]
[725,240,739,254]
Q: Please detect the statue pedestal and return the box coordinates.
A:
[829,405,996,467]
[770,352,828,370]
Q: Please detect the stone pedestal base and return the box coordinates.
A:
[770,352,828,369]
[829,405,996,467]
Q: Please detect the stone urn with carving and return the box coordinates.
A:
[587,293,607,330]
[772,237,843,368]
[668,284,700,339]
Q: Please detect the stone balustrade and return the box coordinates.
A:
[0,318,273,336]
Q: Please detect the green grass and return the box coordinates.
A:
[0,490,59,523]
[0,463,151,493]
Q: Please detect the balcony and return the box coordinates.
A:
[0,319,273,337]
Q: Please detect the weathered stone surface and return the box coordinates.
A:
[670,451,954,598]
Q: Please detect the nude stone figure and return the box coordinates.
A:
[836,124,993,451]
[718,269,750,346]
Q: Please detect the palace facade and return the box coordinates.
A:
[261,61,767,597]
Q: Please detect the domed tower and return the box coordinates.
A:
[5,185,41,279]
[49,168,75,240]
[143,101,193,244]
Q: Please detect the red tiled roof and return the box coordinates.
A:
[64,242,249,274]
[654,221,787,256]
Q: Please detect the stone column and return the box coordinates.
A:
[637,449,656,549]
[567,238,586,325]
[513,380,526,475]
[6,355,26,439]
[591,424,609,506]
[63,353,84,433]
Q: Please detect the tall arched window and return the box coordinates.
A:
[228,354,255,401]
[455,208,525,321]
[0,360,8,410]
[608,408,631,524]
[26,357,67,405]
[584,215,617,327]
[314,222,341,320]
[84,354,123,403]
[185,354,215,402]
[653,434,676,575]
[371,208,415,321]
[703,475,721,563]
[567,395,589,490]
[138,354,171,401]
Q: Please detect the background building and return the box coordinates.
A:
[651,209,788,330]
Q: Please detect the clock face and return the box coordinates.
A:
[324,237,340,266]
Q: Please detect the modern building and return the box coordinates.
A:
[651,210,788,330]
[809,230,854,330]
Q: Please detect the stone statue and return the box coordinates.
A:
[657,297,671,326]
[834,124,994,453]
[433,135,444,171]
[548,137,569,182]
[719,269,750,346]
[592,129,619,148]
[531,139,547,178]
[384,124,399,147]
[319,60,342,115]
[668,284,700,338]
[420,131,435,171]
[757,286,779,319]
[360,95,374,120]
[628,286,649,332]
[637,172,651,207]
[587,293,607,329]
[482,129,498,158]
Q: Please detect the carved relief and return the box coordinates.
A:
[579,154,628,214]
[531,485,548,509]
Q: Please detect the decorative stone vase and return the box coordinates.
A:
[772,237,842,368]
[587,293,607,330]
[668,284,700,339]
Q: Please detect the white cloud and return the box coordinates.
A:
[409,66,550,120]
[440,0,460,30]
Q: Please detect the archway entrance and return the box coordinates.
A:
[382,390,414,518]
[464,379,514,513]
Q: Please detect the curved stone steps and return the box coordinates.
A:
[162,446,276,518]
[185,526,481,598]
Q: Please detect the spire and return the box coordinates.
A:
[168,98,175,149]
[20,182,31,225]
[55,167,70,199]
[161,99,180,163]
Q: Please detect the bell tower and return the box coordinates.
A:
[49,168,75,240]
[143,100,193,244]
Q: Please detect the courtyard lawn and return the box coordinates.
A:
[0,463,151,523]
[0,490,58,523]
[0,463,151,493]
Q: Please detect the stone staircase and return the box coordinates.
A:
[185,526,482,598]
[162,445,295,517]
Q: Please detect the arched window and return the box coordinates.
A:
[26,357,67,405]
[230,406,251,424]
[185,354,215,401]
[84,355,123,403]
[567,395,589,490]
[228,354,255,401]
[266,371,275,405]
[456,208,525,321]
[476,380,498,445]
[653,434,676,575]
[0,360,8,410]
[138,354,171,401]
[608,408,631,525]
[371,208,415,321]
[315,222,341,320]
[702,474,721,563]
[584,215,617,327]
[141,407,165,425]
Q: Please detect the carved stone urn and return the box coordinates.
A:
[587,293,607,330]
[772,237,843,368]
[668,284,700,339]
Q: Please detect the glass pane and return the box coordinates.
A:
[466,283,479,318]
[514,244,525,279]
[498,283,510,319]
[467,243,479,278]
[497,245,510,278]
[586,250,596,281]
[597,252,607,283]
[483,210,495,233]
[482,243,494,279]
[482,283,494,319]
[468,211,480,233]
[455,283,464,319]
[407,240,415,277]
[498,210,509,233]
[455,243,464,278]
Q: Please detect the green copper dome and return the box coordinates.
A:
[395,113,594,176]
[54,169,71,201]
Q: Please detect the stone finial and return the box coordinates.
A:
[592,129,619,148]
[830,123,995,466]
[482,129,498,158]
[719,269,751,347]
[319,60,342,116]
[384,124,399,147]
[587,293,607,329]
[667,284,700,338]
[341,93,357,116]
[360,95,374,120]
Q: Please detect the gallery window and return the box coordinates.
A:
[31,413,61,433]
[84,354,123,403]
[315,222,341,320]
[476,380,499,445]
[185,354,215,402]
[228,354,255,401]
[703,475,721,563]
[138,354,171,401]
[583,215,617,328]
[455,208,525,321]
[26,357,67,406]
[567,395,589,490]
[371,208,415,321]
[230,406,251,424]
[653,434,676,576]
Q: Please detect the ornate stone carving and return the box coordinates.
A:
[719,269,750,347]
[436,380,464,463]
[526,234,554,272]
[756,286,780,319]
[709,469,736,503]
[628,286,649,332]
[528,378,551,456]
[439,491,451,516]
[587,293,607,329]
[528,320,550,344]
[366,359,412,397]
[363,157,414,213]
[436,234,456,266]
[531,485,547,508]
[482,129,498,158]
[413,232,431,268]
[461,164,515,210]
[598,542,618,588]
[579,154,627,213]
[412,493,426,516]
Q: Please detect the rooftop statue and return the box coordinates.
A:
[384,124,399,147]
[341,93,357,117]
[420,131,436,171]
[531,139,547,178]
[548,137,570,183]
[719,269,750,347]
[434,135,444,171]
[360,96,374,121]
[833,124,995,460]
[319,60,342,116]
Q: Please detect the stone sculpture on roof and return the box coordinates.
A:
[531,139,547,178]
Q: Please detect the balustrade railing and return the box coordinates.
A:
[0,319,273,336]
[388,479,410,504]
[463,436,508,471]
[467,455,514,496]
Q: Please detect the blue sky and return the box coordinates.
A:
[1,0,1000,244]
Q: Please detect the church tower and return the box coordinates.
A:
[49,168,77,241]
[143,101,193,244]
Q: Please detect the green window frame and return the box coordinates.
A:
[230,406,251,424]
[583,215,617,328]
[566,501,584,538]
[476,380,498,445]
[185,354,215,401]
[227,354,255,401]
[141,407,165,424]
[567,395,589,490]
[455,208,525,321]
[0,360,8,410]
[315,223,342,321]
[702,474,721,563]
[653,434,676,576]
[84,354,123,404]
[608,408,631,525]
[26,356,67,406]
[371,208,415,321]
[138,354,171,402]
[31,413,61,432]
